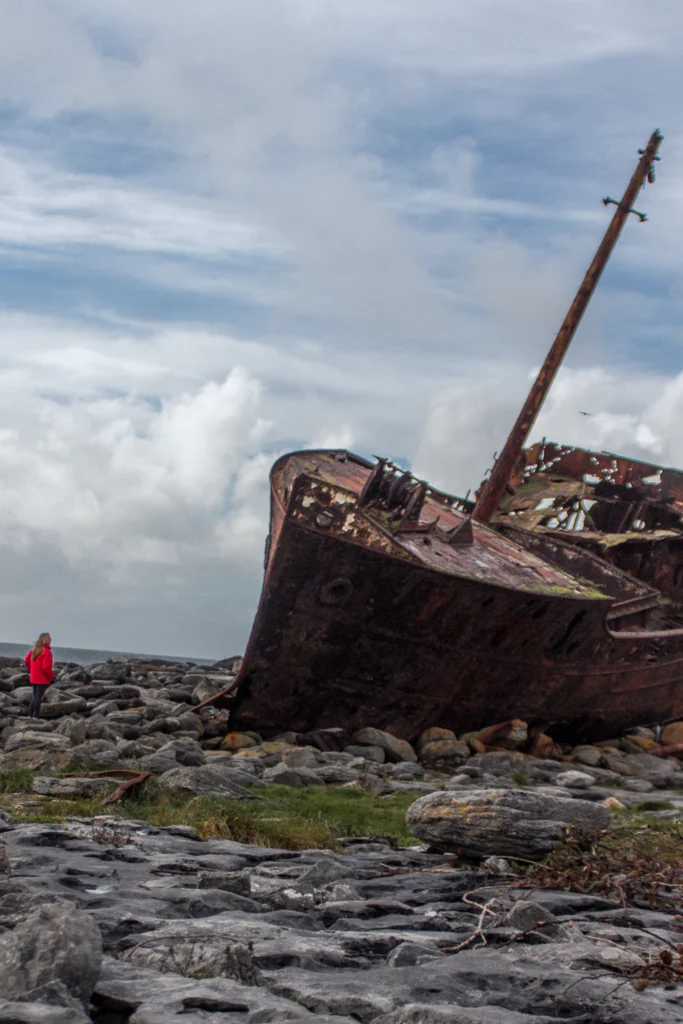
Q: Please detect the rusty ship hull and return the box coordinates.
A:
[223,447,683,744]
[206,131,679,745]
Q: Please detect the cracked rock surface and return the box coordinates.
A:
[1,816,682,1023]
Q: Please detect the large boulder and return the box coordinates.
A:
[38,698,87,719]
[344,744,385,763]
[528,729,555,759]
[0,732,73,772]
[406,788,609,860]
[418,738,470,772]
[352,728,417,763]
[68,739,121,769]
[158,765,258,799]
[4,732,71,754]
[262,762,324,787]
[468,719,528,751]
[0,901,102,1006]
[661,720,683,746]
[416,727,458,753]
[54,717,87,746]
[571,745,603,767]
[0,998,92,1023]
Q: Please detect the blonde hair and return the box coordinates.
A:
[31,633,51,660]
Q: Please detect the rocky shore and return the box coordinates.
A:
[1,653,683,1022]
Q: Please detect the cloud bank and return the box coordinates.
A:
[0,0,682,656]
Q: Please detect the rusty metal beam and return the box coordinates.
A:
[472,130,664,524]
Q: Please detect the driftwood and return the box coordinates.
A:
[63,768,151,806]
[191,677,240,715]
[100,772,151,806]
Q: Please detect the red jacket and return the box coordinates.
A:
[24,646,54,686]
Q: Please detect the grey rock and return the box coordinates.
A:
[571,745,603,767]
[192,678,224,704]
[137,751,180,773]
[445,774,472,788]
[9,686,34,704]
[197,871,252,895]
[419,739,471,772]
[88,663,130,682]
[373,1004,559,1024]
[158,764,258,799]
[0,998,91,1023]
[32,776,119,798]
[353,727,417,763]
[313,764,361,785]
[4,731,71,754]
[386,762,428,780]
[0,808,17,829]
[85,718,121,743]
[515,939,645,972]
[555,770,595,789]
[0,900,102,1006]
[94,956,316,1024]
[54,716,87,746]
[283,747,323,769]
[14,979,86,1012]
[325,883,361,901]
[385,941,443,967]
[141,715,185,735]
[505,900,572,941]
[125,937,262,983]
[68,739,121,769]
[298,859,351,888]
[344,744,385,763]
[622,777,655,792]
[263,762,324,787]
[481,856,511,873]
[38,698,87,719]
[406,788,609,859]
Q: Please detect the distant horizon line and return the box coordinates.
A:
[0,639,222,664]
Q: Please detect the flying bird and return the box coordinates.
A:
[579,411,592,417]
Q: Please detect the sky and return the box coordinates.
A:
[1,0,682,658]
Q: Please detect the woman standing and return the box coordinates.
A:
[24,633,54,718]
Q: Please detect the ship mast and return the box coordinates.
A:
[472,130,664,525]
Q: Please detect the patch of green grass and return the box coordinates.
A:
[0,768,36,794]
[512,770,532,789]
[1,775,424,850]
[632,800,676,813]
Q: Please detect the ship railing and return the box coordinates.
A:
[606,622,683,640]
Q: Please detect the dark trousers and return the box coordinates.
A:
[29,685,47,718]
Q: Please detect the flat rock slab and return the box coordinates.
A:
[1,814,682,1024]
[406,788,609,859]
[0,999,92,1024]
[32,776,118,798]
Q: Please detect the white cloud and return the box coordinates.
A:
[0,0,682,656]
[0,367,267,567]
[414,364,683,498]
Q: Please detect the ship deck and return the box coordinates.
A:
[274,450,613,602]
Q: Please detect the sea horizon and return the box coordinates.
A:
[0,640,215,667]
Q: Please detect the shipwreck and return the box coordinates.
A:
[206,130,683,745]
